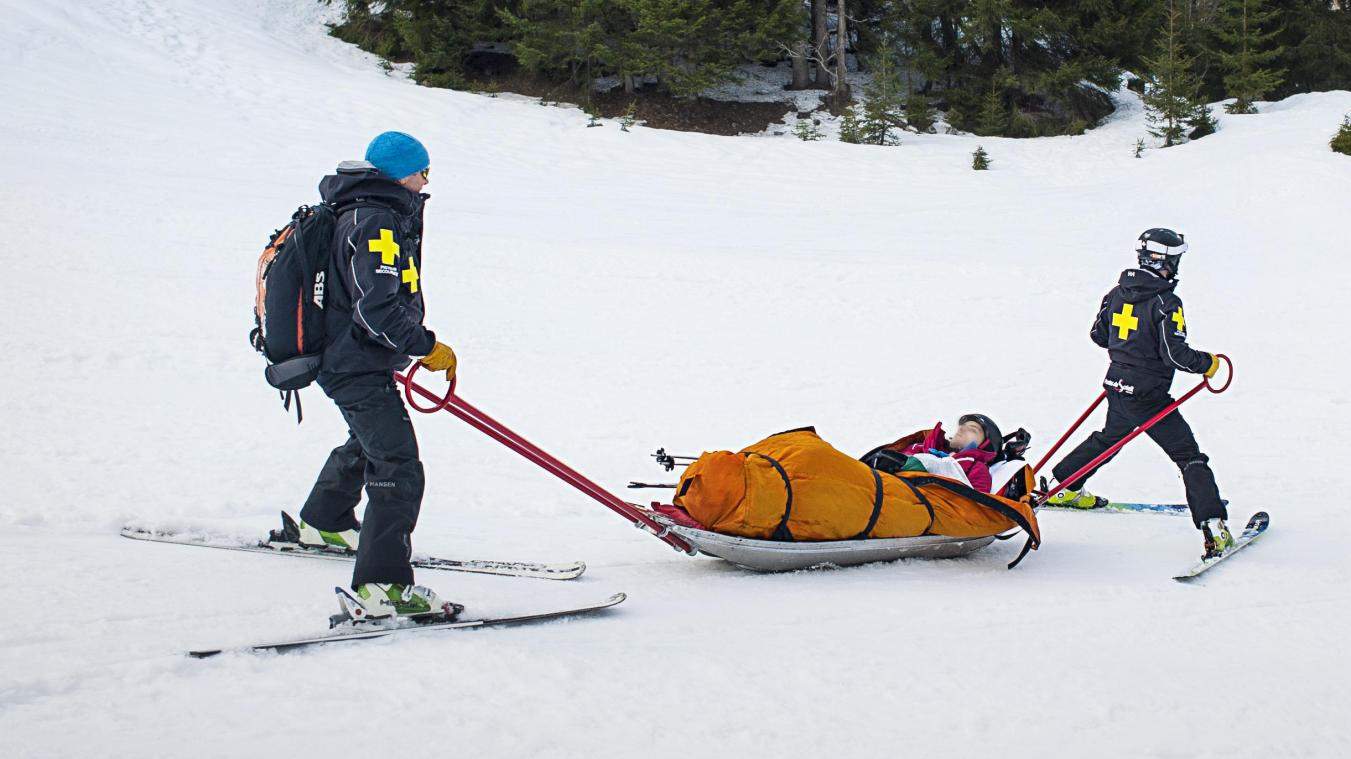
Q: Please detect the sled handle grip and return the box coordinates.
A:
[1204,354,1233,394]
[403,362,457,414]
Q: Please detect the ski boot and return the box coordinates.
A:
[1044,487,1108,509]
[269,511,359,553]
[1200,518,1235,559]
[333,583,462,627]
[297,521,359,553]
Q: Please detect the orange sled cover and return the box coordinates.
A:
[672,427,1040,551]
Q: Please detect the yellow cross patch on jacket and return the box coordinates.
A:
[369,228,400,264]
[1112,303,1139,340]
[402,258,419,293]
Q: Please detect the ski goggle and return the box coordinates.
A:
[1139,238,1187,256]
[420,167,430,180]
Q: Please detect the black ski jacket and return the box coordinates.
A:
[318,161,436,377]
[1090,268,1212,396]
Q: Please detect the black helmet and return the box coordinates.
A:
[959,413,1003,453]
[1137,227,1187,278]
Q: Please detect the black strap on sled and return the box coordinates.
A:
[903,475,1041,569]
[887,474,937,536]
[745,452,794,541]
[851,468,885,540]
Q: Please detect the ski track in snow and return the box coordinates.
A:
[1,0,1350,756]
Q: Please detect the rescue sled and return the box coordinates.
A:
[645,511,998,571]
[636,433,1037,571]
[394,369,1039,570]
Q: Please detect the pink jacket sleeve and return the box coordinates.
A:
[902,423,946,455]
[959,459,993,493]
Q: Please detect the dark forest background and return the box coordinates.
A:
[325,1,1351,138]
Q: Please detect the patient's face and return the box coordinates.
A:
[950,421,986,451]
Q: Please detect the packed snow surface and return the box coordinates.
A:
[2,1,1349,756]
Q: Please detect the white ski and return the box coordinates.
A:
[188,592,626,658]
[1173,512,1269,582]
[121,526,586,581]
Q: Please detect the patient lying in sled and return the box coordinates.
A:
[860,413,1010,493]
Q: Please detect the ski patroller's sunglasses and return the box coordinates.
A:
[420,167,430,180]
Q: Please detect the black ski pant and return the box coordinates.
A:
[300,372,423,588]
[1051,388,1226,528]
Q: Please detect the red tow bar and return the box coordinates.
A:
[398,364,695,554]
[1037,354,1233,507]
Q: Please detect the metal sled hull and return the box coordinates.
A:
[665,523,998,572]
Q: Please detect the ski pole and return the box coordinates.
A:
[1032,390,1107,475]
[1037,355,1232,507]
[652,448,696,472]
[397,366,695,554]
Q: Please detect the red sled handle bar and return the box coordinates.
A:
[1036,354,1233,507]
[399,363,695,554]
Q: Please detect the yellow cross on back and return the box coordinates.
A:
[1112,303,1139,340]
[1172,309,1186,331]
[369,228,400,265]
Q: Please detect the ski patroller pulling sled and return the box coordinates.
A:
[1030,356,1269,578]
[396,367,1028,572]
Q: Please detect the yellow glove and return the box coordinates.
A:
[1204,353,1220,378]
[420,341,458,381]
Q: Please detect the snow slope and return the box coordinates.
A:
[2,1,1350,756]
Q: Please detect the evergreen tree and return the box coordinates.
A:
[972,145,991,170]
[976,72,1011,137]
[1332,115,1351,156]
[1216,0,1286,113]
[873,0,1134,136]
[498,1,625,93]
[328,0,511,88]
[904,92,937,133]
[1189,100,1218,139]
[857,50,905,145]
[1283,2,1351,98]
[619,102,638,131]
[499,0,797,99]
[839,107,864,144]
[1143,2,1207,147]
[792,117,824,141]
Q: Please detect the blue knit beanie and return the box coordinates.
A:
[364,131,429,180]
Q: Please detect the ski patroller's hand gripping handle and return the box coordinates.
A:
[1036,354,1233,507]
[398,364,695,554]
